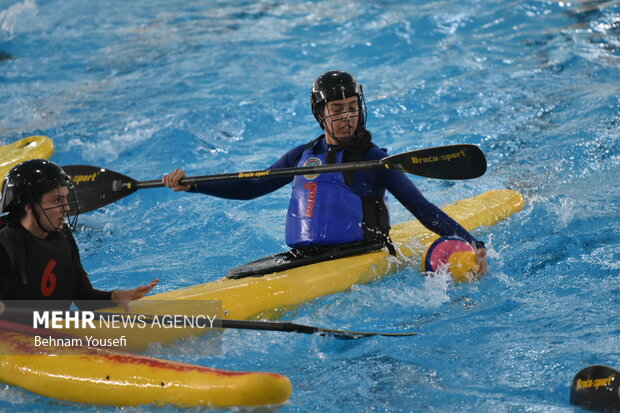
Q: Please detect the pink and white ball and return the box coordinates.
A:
[422,236,480,282]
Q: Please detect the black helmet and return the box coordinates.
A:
[1,159,78,231]
[310,70,367,130]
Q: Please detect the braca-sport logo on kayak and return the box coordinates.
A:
[304,157,321,180]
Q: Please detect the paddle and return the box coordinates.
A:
[570,365,620,412]
[217,319,420,340]
[62,144,487,213]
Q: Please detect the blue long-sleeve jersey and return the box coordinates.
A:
[189,139,481,245]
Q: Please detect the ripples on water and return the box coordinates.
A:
[1,0,619,411]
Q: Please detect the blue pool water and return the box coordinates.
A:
[1,0,619,411]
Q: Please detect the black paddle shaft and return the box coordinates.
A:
[63,144,486,213]
[135,144,486,187]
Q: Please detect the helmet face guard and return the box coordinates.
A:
[1,159,79,233]
[35,183,79,233]
[310,71,367,142]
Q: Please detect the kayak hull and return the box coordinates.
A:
[0,322,292,407]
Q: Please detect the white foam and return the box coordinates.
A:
[67,119,154,162]
[398,269,452,309]
[0,0,37,38]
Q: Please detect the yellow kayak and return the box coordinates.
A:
[56,189,523,352]
[139,189,524,319]
[65,189,523,351]
[0,321,292,407]
[0,136,54,179]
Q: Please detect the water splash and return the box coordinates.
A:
[0,0,37,39]
[67,118,155,162]
[398,269,453,309]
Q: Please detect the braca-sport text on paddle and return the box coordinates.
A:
[63,144,487,213]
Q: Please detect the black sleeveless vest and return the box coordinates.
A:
[0,225,79,301]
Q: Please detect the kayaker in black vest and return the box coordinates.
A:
[0,159,158,317]
[162,71,487,275]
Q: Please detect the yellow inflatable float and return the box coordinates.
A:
[0,136,54,179]
[0,321,292,408]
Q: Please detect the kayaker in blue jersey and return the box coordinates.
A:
[0,159,158,318]
[163,71,487,275]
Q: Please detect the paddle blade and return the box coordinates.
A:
[570,365,620,412]
[62,165,138,213]
[383,144,487,180]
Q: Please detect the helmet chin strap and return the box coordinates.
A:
[30,203,67,235]
[321,115,357,145]
[325,130,352,144]
[323,117,359,145]
[30,204,54,235]
[29,186,78,235]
